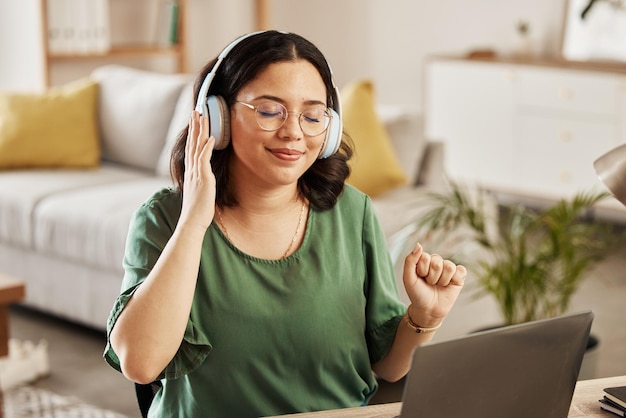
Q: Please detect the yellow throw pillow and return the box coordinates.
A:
[0,78,100,169]
[341,80,407,196]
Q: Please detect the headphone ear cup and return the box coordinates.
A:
[206,96,231,150]
[318,108,342,159]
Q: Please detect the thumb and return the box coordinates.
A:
[403,242,423,283]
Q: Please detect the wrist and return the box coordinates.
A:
[172,221,210,247]
[405,305,443,334]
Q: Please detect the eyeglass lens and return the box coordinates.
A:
[254,102,330,136]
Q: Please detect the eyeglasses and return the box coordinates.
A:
[236,101,331,137]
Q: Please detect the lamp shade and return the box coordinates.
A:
[594,143,626,207]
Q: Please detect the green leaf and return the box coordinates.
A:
[412,183,620,325]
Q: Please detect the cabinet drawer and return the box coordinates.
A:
[514,155,602,197]
[513,114,617,197]
[515,114,616,151]
[516,67,621,116]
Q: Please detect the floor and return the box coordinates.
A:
[8,228,626,416]
[9,306,140,417]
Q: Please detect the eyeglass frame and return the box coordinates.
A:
[235,101,332,137]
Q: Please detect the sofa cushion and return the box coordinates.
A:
[0,241,122,329]
[377,106,427,186]
[157,81,194,178]
[341,79,408,197]
[91,65,191,173]
[32,178,171,272]
[370,184,443,241]
[0,78,100,169]
[0,165,149,248]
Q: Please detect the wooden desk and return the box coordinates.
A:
[0,274,25,356]
[271,375,626,417]
[570,375,626,417]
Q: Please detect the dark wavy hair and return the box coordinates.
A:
[169,30,353,211]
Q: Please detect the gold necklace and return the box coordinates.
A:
[216,200,307,259]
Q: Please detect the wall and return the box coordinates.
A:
[185,0,256,74]
[266,0,372,97]
[0,0,568,110]
[0,0,46,91]
[265,0,566,113]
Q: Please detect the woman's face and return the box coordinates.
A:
[229,60,328,189]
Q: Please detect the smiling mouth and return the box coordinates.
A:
[269,148,303,160]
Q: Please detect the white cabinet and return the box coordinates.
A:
[425,59,515,191]
[424,57,626,214]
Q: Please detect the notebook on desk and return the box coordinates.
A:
[396,310,594,418]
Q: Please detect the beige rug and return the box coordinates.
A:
[4,385,129,418]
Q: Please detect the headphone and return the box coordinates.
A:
[194,31,343,159]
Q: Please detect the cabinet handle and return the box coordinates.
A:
[560,130,573,143]
[558,87,575,101]
[502,70,516,82]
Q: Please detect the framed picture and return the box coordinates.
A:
[561,0,626,63]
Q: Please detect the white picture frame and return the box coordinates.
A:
[561,0,626,63]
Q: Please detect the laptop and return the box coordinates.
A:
[397,310,594,418]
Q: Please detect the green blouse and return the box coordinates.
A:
[104,185,406,417]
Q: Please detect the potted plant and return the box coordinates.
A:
[410,182,618,326]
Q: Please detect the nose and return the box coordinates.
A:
[278,112,303,140]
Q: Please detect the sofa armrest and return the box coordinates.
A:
[415,141,447,189]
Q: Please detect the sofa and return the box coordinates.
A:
[0,65,446,331]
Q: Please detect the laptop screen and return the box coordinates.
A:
[398,311,593,418]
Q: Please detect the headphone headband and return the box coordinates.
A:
[195,31,270,116]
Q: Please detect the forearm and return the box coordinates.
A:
[371,311,440,382]
[110,223,207,384]
[375,242,465,381]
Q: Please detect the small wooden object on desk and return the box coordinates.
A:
[0,275,25,357]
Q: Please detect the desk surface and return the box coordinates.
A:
[271,375,626,417]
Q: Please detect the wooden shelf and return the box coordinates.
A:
[48,45,184,60]
[41,0,187,87]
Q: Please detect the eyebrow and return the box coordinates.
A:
[252,94,327,107]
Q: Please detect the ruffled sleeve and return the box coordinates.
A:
[360,195,406,363]
[102,188,213,379]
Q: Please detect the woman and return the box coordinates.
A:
[104,30,466,417]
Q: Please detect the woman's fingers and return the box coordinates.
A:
[179,111,216,230]
[195,111,208,169]
[416,252,432,281]
[185,111,214,178]
[450,264,467,285]
[186,111,203,173]
[405,243,465,287]
[185,114,195,171]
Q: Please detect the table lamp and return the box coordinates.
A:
[594,143,626,207]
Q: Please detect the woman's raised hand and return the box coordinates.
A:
[179,111,217,232]
[402,243,466,328]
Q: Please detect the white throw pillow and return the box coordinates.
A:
[157,81,194,178]
[91,65,191,172]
